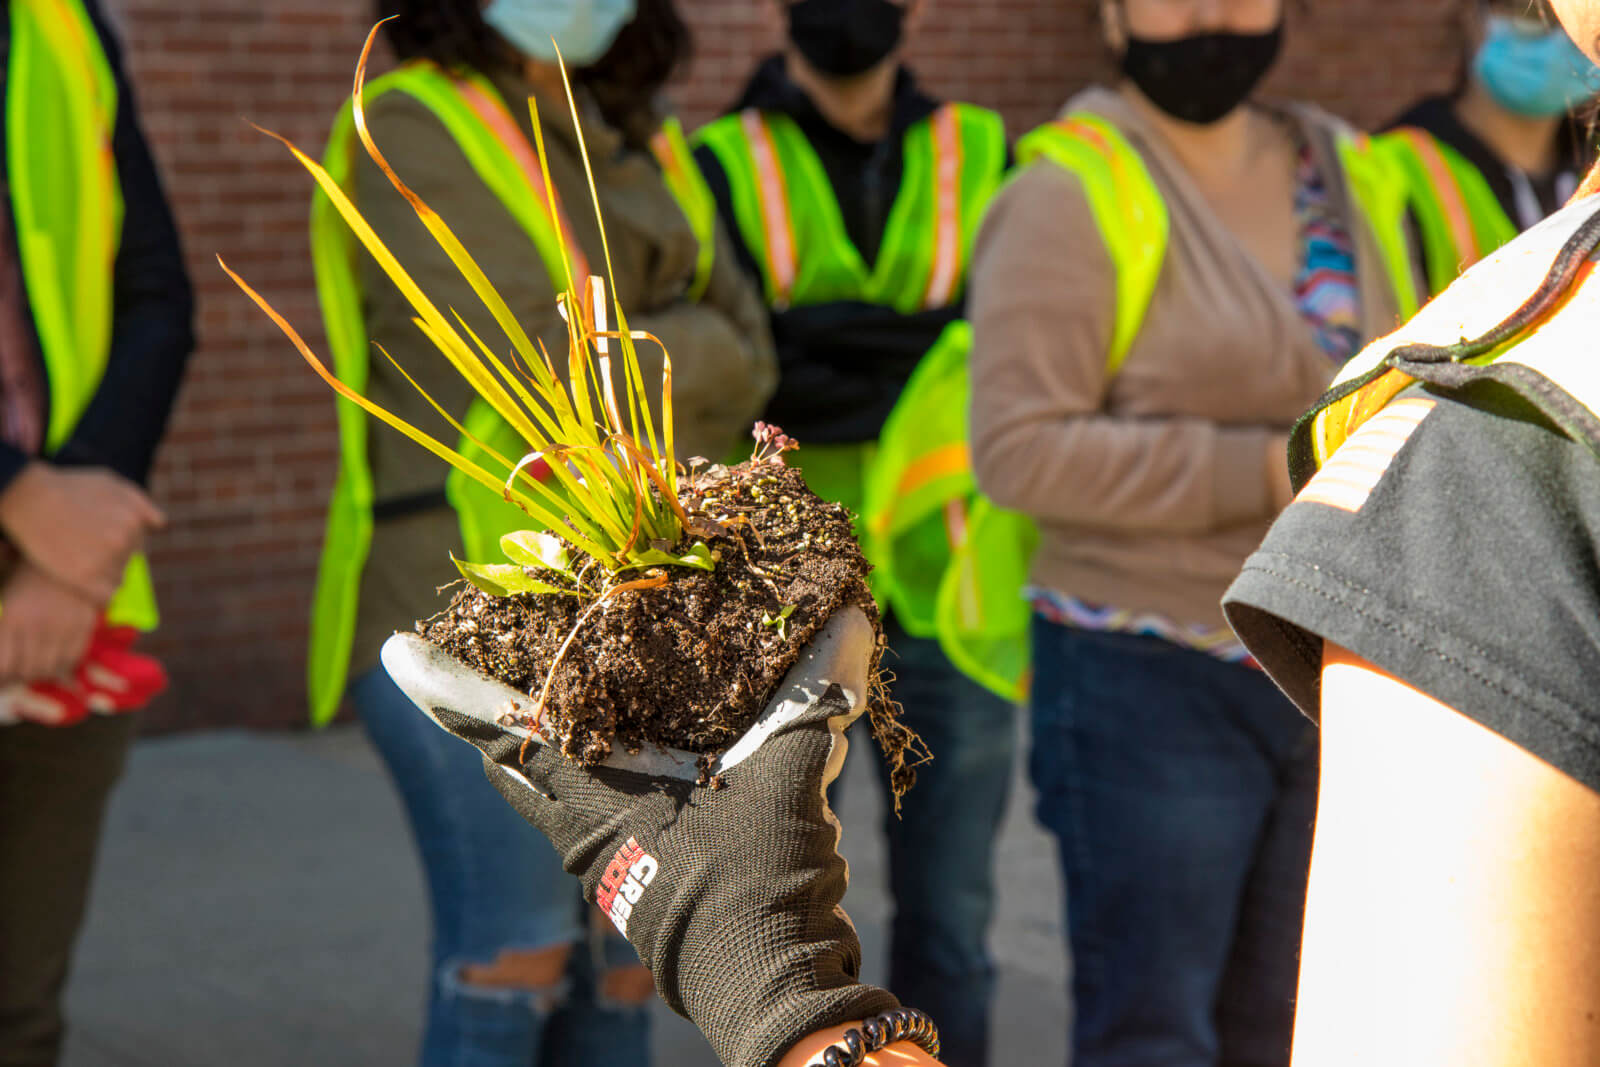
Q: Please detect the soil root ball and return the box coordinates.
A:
[418,459,924,799]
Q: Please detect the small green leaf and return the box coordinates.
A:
[761,605,796,641]
[618,540,717,573]
[453,555,577,598]
[499,530,573,573]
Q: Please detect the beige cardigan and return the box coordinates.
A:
[969,87,1410,632]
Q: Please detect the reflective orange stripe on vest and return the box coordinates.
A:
[743,105,967,311]
[743,110,800,308]
[1395,127,1481,266]
[1054,116,1127,183]
[921,104,964,309]
[46,0,114,140]
[875,438,971,550]
[869,439,967,531]
[454,76,591,285]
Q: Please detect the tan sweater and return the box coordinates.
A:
[969,87,1409,632]
[349,66,777,675]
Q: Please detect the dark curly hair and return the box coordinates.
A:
[376,0,692,144]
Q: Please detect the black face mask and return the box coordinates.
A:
[1120,23,1285,126]
[788,0,906,78]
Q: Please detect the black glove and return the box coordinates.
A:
[382,607,900,1067]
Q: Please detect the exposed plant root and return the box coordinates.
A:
[420,456,923,803]
[865,657,932,813]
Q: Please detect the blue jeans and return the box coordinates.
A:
[1029,620,1318,1067]
[848,619,1017,1067]
[351,669,650,1067]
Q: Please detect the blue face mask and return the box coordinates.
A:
[1474,14,1600,117]
[482,0,638,67]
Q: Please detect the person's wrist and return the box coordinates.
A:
[0,460,44,533]
[780,1023,865,1067]
[778,1013,943,1067]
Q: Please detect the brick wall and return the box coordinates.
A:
[108,0,1466,731]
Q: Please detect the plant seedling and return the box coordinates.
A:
[222,25,713,605]
[224,25,926,795]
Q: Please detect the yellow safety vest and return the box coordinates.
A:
[892,113,1419,703]
[1378,126,1520,297]
[1295,195,1600,490]
[307,62,715,724]
[863,114,1165,652]
[10,0,156,630]
[692,101,1007,606]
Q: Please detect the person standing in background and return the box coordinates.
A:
[691,4,1012,1064]
[966,0,1419,1063]
[1383,0,1598,296]
[307,1,776,1064]
[0,0,195,1063]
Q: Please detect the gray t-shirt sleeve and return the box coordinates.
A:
[1223,382,1600,793]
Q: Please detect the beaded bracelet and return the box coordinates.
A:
[815,1007,941,1066]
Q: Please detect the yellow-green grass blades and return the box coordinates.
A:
[223,21,705,599]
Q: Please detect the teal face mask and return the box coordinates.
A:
[482,0,638,66]
[1474,14,1600,117]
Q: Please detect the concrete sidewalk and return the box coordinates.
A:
[60,723,1068,1066]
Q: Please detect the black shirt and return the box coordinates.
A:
[1223,381,1600,793]
[0,0,194,489]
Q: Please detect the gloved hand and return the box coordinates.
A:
[381,607,900,1067]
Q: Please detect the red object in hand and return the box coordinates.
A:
[0,622,168,727]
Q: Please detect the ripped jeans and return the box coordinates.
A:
[351,669,651,1067]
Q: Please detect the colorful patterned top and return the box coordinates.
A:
[1291,141,1363,364]
[1030,138,1360,665]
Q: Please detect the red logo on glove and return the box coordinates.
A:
[595,836,659,937]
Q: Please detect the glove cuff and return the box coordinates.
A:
[734,984,902,1067]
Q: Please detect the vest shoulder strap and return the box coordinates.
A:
[306,62,589,725]
[694,104,1002,312]
[947,102,1007,158]
[11,0,121,450]
[1016,113,1168,375]
[333,64,586,286]
[1333,130,1423,321]
[1294,196,1600,487]
[650,115,718,303]
[694,109,806,307]
[1377,126,1518,296]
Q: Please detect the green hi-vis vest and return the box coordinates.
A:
[876,113,1420,703]
[691,101,1007,598]
[306,62,717,725]
[862,114,1165,651]
[10,0,156,630]
[1294,196,1600,494]
[1377,127,1519,297]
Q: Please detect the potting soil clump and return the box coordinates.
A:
[418,450,924,797]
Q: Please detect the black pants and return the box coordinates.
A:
[0,716,135,1067]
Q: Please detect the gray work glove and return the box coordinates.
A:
[382,607,900,1067]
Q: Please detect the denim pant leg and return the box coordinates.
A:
[352,668,651,1067]
[871,619,1017,1067]
[1028,621,1315,1067]
[538,920,652,1067]
[1214,726,1317,1067]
